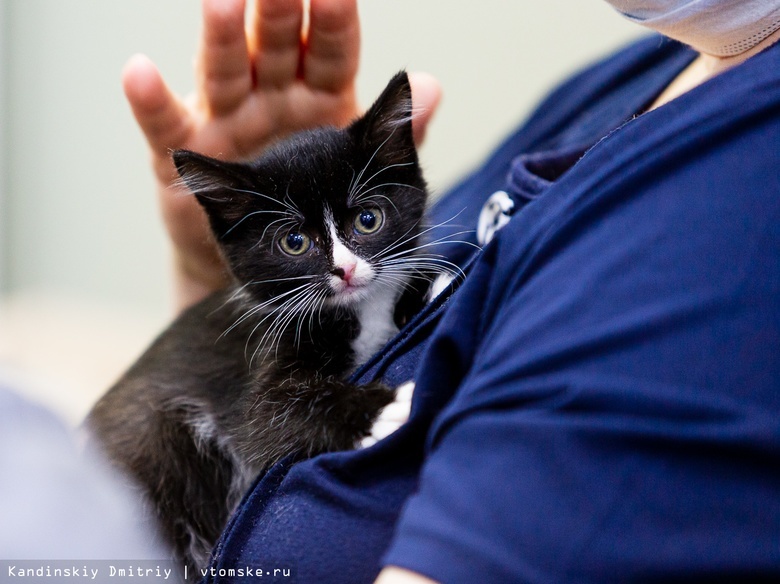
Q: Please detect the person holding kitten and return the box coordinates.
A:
[120,0,780,582]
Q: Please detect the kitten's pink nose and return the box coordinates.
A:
[332,262,356,283]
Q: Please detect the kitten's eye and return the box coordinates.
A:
[353,207,384,235]
[279,231,312,256]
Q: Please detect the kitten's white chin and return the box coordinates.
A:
[327,280,375,307]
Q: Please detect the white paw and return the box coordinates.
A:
[360,381,415,448]
[426,273,456,304]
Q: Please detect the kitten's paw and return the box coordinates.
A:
[426,273,456,304]
[361,380,415,448]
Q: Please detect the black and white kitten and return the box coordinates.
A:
[87,73,436,576]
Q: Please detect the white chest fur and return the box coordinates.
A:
[350,285,399,370]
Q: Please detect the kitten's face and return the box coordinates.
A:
[174,73,427,312]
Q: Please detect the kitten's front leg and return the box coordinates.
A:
[234,374,395,471]
[360,380,415,448]
[305,377,397,452]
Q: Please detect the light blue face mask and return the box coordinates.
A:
[604,0,780,56]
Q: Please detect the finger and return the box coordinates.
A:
[303,0,360,92]
[408,71,442,147]
[122,54,192,157]
[251,0,304,87]
[198,0,253,115]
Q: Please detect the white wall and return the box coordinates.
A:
[0,1,641,421]
[359,1,641,193]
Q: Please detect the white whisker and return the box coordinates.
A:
[349,131,397,202]
[377,230,481,264]
[221,281,316,340]
[352,192,400,217]
[249,281,331,364]
[366,210,473,262]
[224,186,301,218]
[350,162,416,203]
[222,209,291,237]
[260,217,298,243]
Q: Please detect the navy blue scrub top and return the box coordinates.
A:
[204,36,780,583]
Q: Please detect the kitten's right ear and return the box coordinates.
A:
[172,150,260,238]
[350,72,417,166]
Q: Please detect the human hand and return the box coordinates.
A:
[122,0,441,312]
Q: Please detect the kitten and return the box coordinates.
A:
[87,73,435,576]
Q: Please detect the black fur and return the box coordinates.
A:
[87,73,430,577]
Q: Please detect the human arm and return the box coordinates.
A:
[123,0,441,312]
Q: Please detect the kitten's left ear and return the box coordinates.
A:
[350,72,417,164]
